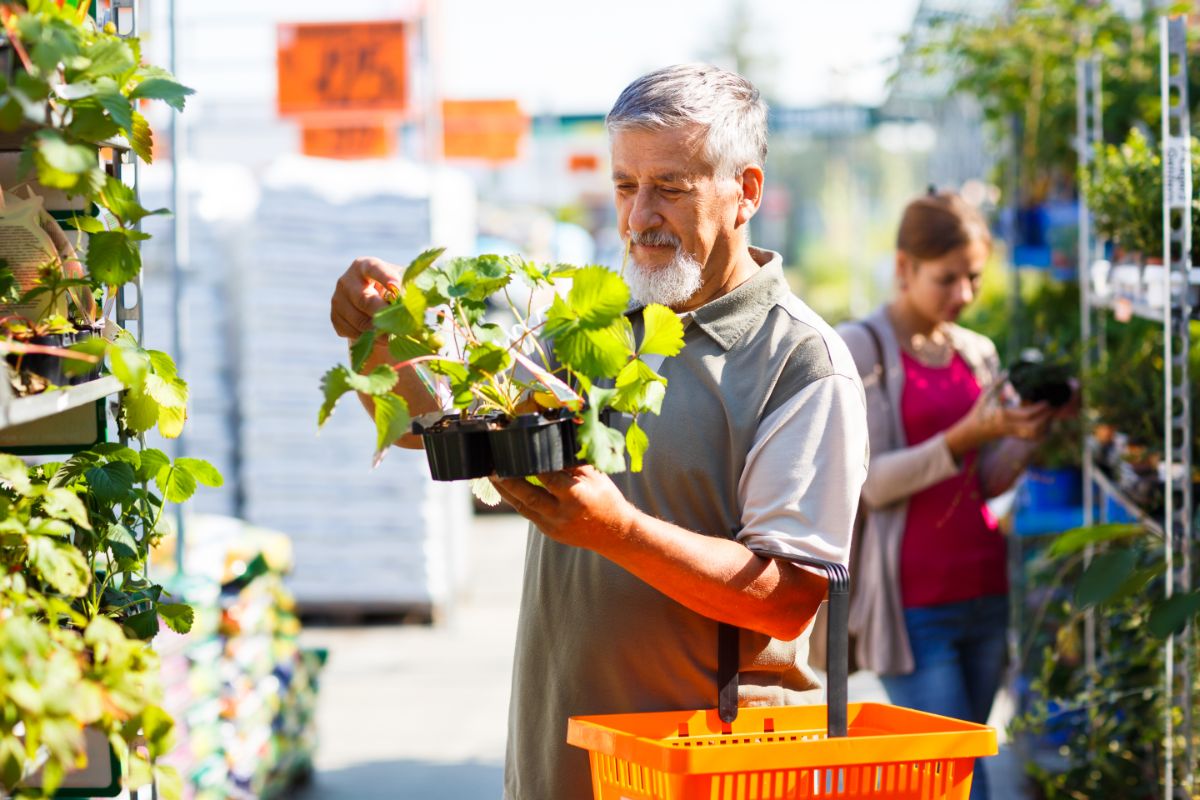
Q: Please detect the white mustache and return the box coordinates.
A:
[628,230,681,248]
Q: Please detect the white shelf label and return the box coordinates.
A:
[1166,138,1191,208]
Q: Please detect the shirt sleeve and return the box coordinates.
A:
[736,373,868,569]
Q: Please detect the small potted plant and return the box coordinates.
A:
[319,249,686,486]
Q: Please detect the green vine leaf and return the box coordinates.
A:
[350,330,377,372]
[136,448,170,483]
[26,537,88,597]
[87,229,143,286]
[42,488,91,530]
[105,524,139,560]
[402,247,446,285]
[155,465,197,504]
[638,304,685,357]
[85,462,135,504]
[1148,590,1200,639]
[155,604,193,636]
[626,419,649,473]
[175,457,223,488]
[346,365,399,396]
[372,394,411,467]
[157,405,186,439]
[1074,549,1137,608]
[128,77,195,112]
[577,388,625,473]
[318,365,352,427]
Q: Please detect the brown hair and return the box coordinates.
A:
[896,191,991,261]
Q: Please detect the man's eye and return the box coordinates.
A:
[660,187,683,196]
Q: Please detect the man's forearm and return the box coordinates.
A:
[594,507,829,641]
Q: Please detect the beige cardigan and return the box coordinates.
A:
[836,306,1037,676]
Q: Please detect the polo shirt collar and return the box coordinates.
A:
[684,247,787,351]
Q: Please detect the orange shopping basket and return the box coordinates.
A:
[568,548,998,800]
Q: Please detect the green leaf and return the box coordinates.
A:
[1148,591,1200,638]
[100,174,163,225]
[27,537,89,597]
[129,78,195,112]
[1074,548,1138,608]
[155,465,197,504]
[35,131,95,175]
[612,358,668,414]
[157,405,187,439]
[577,388,625,473]
[154,764,184,800]
[105,524,139,559]
[553,321,631,378]
[626,419,649,472]
[318,365,352,426]
[175,457,223,488]
[1049,523,1146,558]
[148,350,179,379]
[638,303,685,357]
[402,247,446,285]
[129,110,153,163]
[468,342,511,375]
[85,461,136,503]
[66,99,121,142]
[120,390,159,434]
[566,266,630,328]
[42,488,92,530]
[144,374,189,408]
[346,365,399,396]
[84,37,136,77]
[67,213,107,234]
[95,83,134,134]
[87,230,142,286]
[0,454,32,495]
[350,330,377,372]
[51,453,99,488]
[136,448,170,483]
[122,609,159,640]
[373,290,426,337]
[156,604,194,635]
[372,394,411,467]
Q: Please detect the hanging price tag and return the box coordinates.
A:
[1165,139,1190,209]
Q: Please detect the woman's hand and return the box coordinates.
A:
[944,386,1055,458]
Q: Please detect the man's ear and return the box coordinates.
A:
[735,165,764,227]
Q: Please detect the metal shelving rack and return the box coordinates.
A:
[1077,16,1196,799]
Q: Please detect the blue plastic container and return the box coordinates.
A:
[1020,466,1083,510]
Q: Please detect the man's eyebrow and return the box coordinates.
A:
[610,171,698,183]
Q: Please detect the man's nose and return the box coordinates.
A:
[628,187,662,233]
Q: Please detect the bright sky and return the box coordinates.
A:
[438,0,922,113]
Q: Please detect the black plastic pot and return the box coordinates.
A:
[1009,357,1073,407]
[488,411,585,478]
[6,324,103,388]
[67,324,104,385]
[416,415,496,481]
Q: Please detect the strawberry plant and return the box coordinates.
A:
[319,249,686,480]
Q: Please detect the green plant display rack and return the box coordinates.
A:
[1076,16,1196,799]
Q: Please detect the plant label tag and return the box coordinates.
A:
[1165,139,1191,209]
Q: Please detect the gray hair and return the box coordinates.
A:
[605,64,768,179]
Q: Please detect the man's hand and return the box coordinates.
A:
[330,256,404,340]
[491,466,636,549]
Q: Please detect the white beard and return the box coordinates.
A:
[625,248,704,309]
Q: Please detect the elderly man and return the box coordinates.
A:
[330,64,867,800]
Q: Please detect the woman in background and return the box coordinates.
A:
[839,192,1061,800]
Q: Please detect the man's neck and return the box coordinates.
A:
[673,246,763,313]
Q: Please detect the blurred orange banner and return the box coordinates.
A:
[442,99,529,162]
[301,125,395,159]
[277,21,407,116]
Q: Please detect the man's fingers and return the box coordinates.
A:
[353,257,404,295]
[331,307,372,339]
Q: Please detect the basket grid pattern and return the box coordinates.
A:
[591,751,972,800]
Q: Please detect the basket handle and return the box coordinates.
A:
[717,548,849,738]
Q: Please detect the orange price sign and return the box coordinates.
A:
[301,125,395,160]
[441,99,529,162]
[277,21,407,117]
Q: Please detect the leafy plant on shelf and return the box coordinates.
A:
[1081,127,1200,261]
[318,248,685,479]
[0,442,221,798]
[1010,520,1200,799]
[0,0,192,396]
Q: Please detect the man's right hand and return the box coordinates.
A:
[330,256,404,340]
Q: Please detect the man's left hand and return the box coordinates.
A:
[490,467,636,550]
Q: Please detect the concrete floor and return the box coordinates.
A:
[289,512,1031,800]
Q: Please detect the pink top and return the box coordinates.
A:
[898,351,1008,608]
